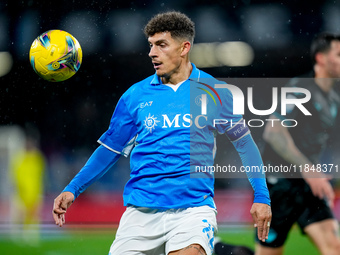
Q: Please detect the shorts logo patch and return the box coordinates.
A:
[266,228,278,243]
[202,219,215,251]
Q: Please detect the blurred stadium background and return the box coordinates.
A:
[1,0,340,254]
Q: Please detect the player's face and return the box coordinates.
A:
[148,32,185,79]
[324,41,340,78]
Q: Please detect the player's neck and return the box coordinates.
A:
[314,79,334,93]
[314,65,334,93]
[161,61,192,85]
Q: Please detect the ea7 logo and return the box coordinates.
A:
[140,101,153,108]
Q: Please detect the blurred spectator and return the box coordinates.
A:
[10,123,46,245]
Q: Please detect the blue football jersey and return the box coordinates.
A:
[98,64,243,209]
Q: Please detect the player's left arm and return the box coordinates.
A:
[227,127,272,242]
[215,84,271,241]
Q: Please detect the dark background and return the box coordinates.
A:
[1,0,340,193]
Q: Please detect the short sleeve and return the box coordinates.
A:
[98,95,137,157]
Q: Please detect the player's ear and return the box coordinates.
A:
[181,41,191,56]
[315,52,326,66]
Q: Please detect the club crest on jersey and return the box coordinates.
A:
[192,79,223,115]
[195,94,209,107]
[144,113,160,133]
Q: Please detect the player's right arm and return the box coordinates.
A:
[52,145,121,227]
[52,91,138,227]
[263,114,334,206]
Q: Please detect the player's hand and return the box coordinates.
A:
[52,191,74,227]
[303,172,334,208]
[250,203,272,242]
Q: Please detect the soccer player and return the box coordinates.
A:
[53,11,271,255]
[256,33,340,255]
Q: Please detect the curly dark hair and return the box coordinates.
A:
[144,11,195,44]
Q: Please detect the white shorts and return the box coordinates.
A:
[108,205,217,255]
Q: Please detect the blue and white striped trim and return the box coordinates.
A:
[97,134,138,157]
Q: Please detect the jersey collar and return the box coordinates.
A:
[150,63,200,86]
